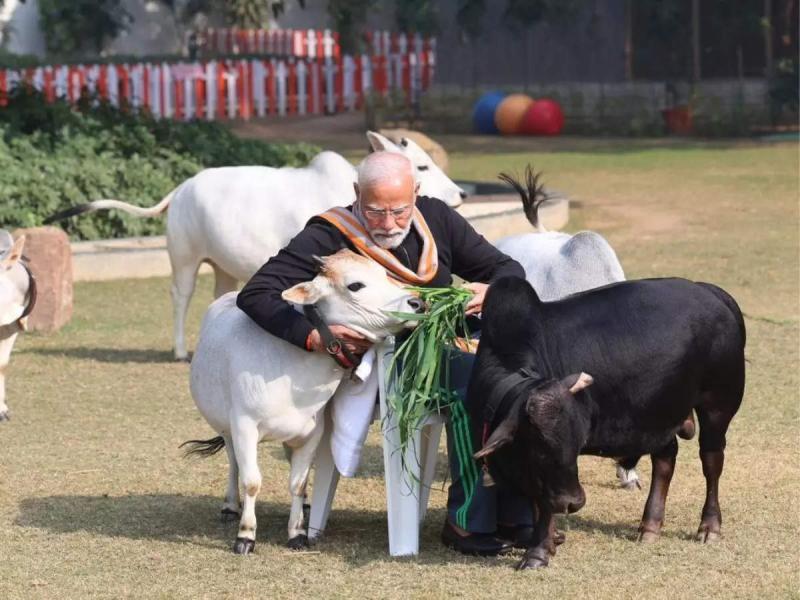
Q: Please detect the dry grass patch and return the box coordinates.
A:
[0,140,797,599]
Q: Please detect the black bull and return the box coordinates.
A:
[469,276,745,570]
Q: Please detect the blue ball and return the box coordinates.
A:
[473,91,506,134]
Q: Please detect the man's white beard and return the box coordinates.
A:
[370,221,413,249]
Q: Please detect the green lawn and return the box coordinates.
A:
[0,139,797,599]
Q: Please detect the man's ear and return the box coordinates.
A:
[1,235,25,271]
[282,280,324,305]
[473,410,519,460]
[366,131,400,152]
[563,372,593,394]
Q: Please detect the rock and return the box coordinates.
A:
[12,227,73,333]
[378,128,450,173]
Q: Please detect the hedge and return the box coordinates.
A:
[0,86,320,240]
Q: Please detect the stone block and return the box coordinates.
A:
[13,227,73,333]
[378,128,450,173]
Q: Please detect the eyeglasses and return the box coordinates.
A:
[361,204,414,220]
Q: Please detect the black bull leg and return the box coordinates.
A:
[517,500,555,570]
[638,437,678,543]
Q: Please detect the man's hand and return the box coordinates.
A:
[463,282,489,316]
[307,325,373,355]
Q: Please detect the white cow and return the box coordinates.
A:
[45,131,465,361]
[0,231,36,422]
[494,168,639,490]
[183,250,423,554]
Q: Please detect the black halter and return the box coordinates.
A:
[303,304,362,370]
[482,366,544,430]
[0,260,37,337]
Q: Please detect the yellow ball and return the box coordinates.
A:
[494,94,535,135]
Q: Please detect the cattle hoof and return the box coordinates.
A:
[695,528,721,544]
[638,530,660,544]
[553,530,566,546]
[287,534,309,550]
[232,537,255,555]
[516,556,548,570]
[220,508,240,522]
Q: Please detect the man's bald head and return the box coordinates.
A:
[357,151,416,193]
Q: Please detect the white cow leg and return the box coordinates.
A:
[0,337,13,422]
[286,417,324,550]
[211,264,238,299]
[170,262,199,361]
[231,418,261,555]
[0,367,8,422]
[221,434,240,520]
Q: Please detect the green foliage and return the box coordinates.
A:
[769,58,800,120]
[0,86,319,240]
[395,0,440,36]
[387,286,473,475]
[327,0,376,54]
[37,0,132,57]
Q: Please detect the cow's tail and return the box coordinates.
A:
[180,435,226,458]
[43,188,176,224]
[498,165,548,233]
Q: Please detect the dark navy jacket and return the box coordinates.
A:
[236,196,524,350]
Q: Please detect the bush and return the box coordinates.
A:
[0,87,320,240]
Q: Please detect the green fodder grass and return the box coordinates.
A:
[0,140,797,599]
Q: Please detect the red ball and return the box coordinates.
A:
[520,99,565,136]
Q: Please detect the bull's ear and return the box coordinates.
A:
[563,372,593,394]
[366,131,400,152]
[473,412,519,460]
[1,235,25,270]
[282,281,323,305]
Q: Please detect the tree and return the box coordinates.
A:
[37,0,132,57]
[395,0,440,36]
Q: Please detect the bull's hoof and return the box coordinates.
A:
[220,508,240,522]
[553,530,566,546]
[695,527,721,544]
[516,555,548,570]
[638,530,660,544]
[287,534,309,550]
[232,537,255,555]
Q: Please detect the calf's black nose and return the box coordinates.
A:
[408,297,426,314]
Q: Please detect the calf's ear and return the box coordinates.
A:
[1,235,25,271]
[473,411,519,459]
[282,281,324,305]
[563,372,593,394]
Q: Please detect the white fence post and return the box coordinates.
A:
[276,60,287,116]
[297,59,307,115]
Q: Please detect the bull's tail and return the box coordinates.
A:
[43,188,176,224]
[180,435,226,458]
[498,165,548,233]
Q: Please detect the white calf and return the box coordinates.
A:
[494,168,639,490]
[0,231,36,422]
[45,131,464,361]
[183,250,422,554]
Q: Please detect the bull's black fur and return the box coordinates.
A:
[180,435,226,457]
[469,276,746,569]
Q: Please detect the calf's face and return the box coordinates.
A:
[282,249,424,340]
[476,372,594,514]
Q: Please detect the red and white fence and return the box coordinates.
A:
[199,27,436,60]
[0,51,435,120]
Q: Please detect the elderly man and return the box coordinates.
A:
[237,151,531,556]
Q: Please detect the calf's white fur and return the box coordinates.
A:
[185,250,419,553]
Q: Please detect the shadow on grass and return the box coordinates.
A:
[14,493,507,567]
[21,346,180,364]
[556,513,695,542]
